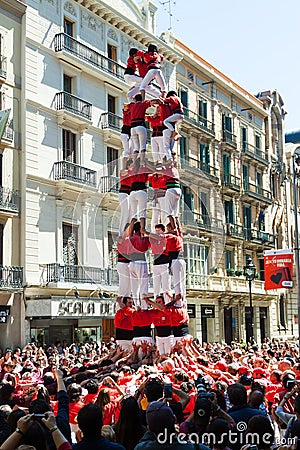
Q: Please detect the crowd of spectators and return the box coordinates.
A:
[0,337,299,450]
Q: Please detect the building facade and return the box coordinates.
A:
[0,0,290,348]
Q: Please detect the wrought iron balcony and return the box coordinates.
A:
[182,107,215,136]
[182,210,224,233]
[242,142,268,164]
[222,174,241,191]
[243,181,272,203]
[0,56,7,80]
[226,223,244,239]
[55,92,92,120]
[54,33,125,81]
[100,175,119,194]
[46,263,119,285]
[53,161,96,187]
[180,156,219,183]
[0,266,23,289]
[0,187,19,214]
[244,228,275,246]
[100,112,122,132]
[222,130,237,148]
[2,126,13,142]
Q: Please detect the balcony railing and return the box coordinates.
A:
[180,156,219,183]
[182,210,224,233]
[54,33,125,80]
[0,266,23,289]
[0,186,19,213]
[183,107,215,136]
[101,112,122,132]
[53,161,96,187]
[55,92,92,120]
[226,223,244,239]
[46,263,119,285]
[244,228,275,245]
[243,181,272,202]
[222,174,241,190]
[100,175,119,194]
[242,142,268,164]
[0,56,7,80]
[222,130,237,148]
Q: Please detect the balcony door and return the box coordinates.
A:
[63,223,78,266]
[107,147,119,177]
[62,129,77,163]
[243,205,252,239]
[64,18,73,36]
[0,224,3,266]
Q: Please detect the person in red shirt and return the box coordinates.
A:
[164,160,181,231]
[124,48,160,102]
[163,90,184,141]
[166,223,186,307]
[166,304,191,347]
[120,104,133,167]
[128,157,150,231]
[148,172,167,232]
[145,295,173,355]
[117,231,131,298]
[118,160,133,237]
[131,308,154,348]
[145,108,166,165]
[145,224,171,302]
[128,95,155,165]
[137,44,166,101]
[114,296,134,352]
[128,221,150,310]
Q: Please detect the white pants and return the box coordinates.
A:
[129,261,148,309]
[162,129,175,158]
[171,258,186,304]
[163,113,184,132]
[120,133,133,158]
[117,262,131,297]
[129,189,147,219]
[151,196,167,232]
[132,336,153,346]
[140,68,166,94]
[153,263,171,301]
[165,187,181,217]
[116,339,132,352]
[118,192,130,235]
[151,136,165,163]
[124,74,160,101]
[156,335,174,355]
[131,126,147,152]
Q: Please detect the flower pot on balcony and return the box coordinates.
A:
[226,268,235,276]
[235,269,243,277]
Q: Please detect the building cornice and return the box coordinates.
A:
[75,0,182,64]
[1,0,26,18]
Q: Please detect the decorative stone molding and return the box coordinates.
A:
[64,1,77,17]
[107,28,118,42]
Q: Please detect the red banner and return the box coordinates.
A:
[264,249,293,290]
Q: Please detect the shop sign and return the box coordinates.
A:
[264,249,293,290]
[187,304,196,318]
[201,305,215,318]
[54,300,117,318]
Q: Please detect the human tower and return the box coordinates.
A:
[113,44,191,357]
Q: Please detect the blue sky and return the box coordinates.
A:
[154,0,299,132]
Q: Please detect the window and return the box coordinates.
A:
[107,147,119,176]
[243,206,252,239]
[107,44,117,74]
[64,18,73,36]
[200,192,209,224]
[0,224,3,266]
[223,154,230,180]
[256,172,262,195]
[108,95,116,114]
[187,69,194,83]
[224,200,235,224]
[62,224,78,265]
[198,99,207,126]
[255,134,261,150]
[178,87,188,108]
[108,231,117,268]
[241,126,247,149]
[200,143,210,172]
[225,249,233,269]
[242,165,248,189]
[183,186,194,211]
[62,129,77,163]
[258,258,265,281]
[63,74,72,93]
[222,113,232,132]
[179,136,186,160]
[185,243,208,276]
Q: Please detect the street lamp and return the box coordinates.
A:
[292,147,300,342]
[244,257,256,343]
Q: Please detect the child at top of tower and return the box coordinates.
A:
[136,44,167,102]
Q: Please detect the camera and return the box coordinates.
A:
[249,446,258,450]
[195,375,214,400]
[33,414,45,419]
[163,383,173,400]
